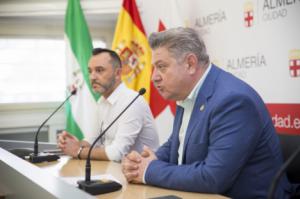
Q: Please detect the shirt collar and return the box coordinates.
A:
[177,63,212,107]
[98,83,124,105]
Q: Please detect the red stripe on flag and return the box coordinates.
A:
[158,20,165,31]
[266,103,300,135]
[122,0,146,35]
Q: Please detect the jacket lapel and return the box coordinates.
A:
[181,64,220,163]
[170,105,184,164]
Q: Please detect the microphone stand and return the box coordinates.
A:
[28,89,77,163]
[77,88,146,195]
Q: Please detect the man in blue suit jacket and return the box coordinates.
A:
[121,27,291,199]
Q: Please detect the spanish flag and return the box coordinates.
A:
[112,0,151,102]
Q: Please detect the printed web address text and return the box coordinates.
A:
[266,103,300,135]
[272,114,300,130]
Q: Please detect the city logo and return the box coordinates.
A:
[289,49,300,78]
[226,53,267,79]
[227,53,266,70]
[244,1,254,27]
[261,0,300,21]
[194,10,227,35]
[195,10,227,28]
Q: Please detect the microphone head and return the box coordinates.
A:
[71,88,77,95]
[139,88,146,95]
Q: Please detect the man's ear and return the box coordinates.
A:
[186,53,198,74]
[116,67,122,76]
[114,67,122,81]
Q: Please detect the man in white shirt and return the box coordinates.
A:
[58,48,159,162]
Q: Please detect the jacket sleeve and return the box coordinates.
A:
[155,105,183,162]
[155,138,172,162]
[145,94,264,193]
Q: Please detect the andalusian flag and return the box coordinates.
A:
[64,0,100,140]
[112,0,152,102]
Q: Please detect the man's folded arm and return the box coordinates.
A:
[145,94,263,193]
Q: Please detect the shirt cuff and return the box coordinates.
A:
[142,162,150,184]
[104,145,122,162]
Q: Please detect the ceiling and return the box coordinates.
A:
[0,0,121,28]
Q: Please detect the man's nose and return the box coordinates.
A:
[90,71,96,80]
[151,67,161,83]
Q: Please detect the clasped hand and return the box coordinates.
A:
[57,131,80,157]
[121,146,157,184]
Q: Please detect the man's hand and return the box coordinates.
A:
[57,131,80,158]
[121,146,157,184]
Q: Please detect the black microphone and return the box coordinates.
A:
[13,89,76,163]
[77,88,146,195]
[267,145,300,199]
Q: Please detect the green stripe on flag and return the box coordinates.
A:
[65,0,101,139]
[65,0,100,101]
[65,101,84,140]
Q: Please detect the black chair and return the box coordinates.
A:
[277,134,300,199]
[278,134,300,184]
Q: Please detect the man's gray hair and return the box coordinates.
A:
[148,27,209,65]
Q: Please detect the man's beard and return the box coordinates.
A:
[92,77,116,94]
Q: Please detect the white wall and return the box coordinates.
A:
[137,0,300,136]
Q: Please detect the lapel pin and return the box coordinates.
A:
[200,104,205,111]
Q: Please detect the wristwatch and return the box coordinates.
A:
[77,146,84,160]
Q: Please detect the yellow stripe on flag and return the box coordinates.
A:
[112,2,152,102]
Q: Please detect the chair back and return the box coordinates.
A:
[278,134,300,183]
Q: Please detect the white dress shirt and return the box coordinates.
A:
[84,83,159,162]
[177,64,212,165]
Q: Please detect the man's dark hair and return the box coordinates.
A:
[92,48,122,68]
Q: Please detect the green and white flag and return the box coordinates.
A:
[64,0,100,140]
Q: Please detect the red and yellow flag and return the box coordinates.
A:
[112,0,176,117]
[112,0,151,102]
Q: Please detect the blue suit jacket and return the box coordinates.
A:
[145,65,291,199]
